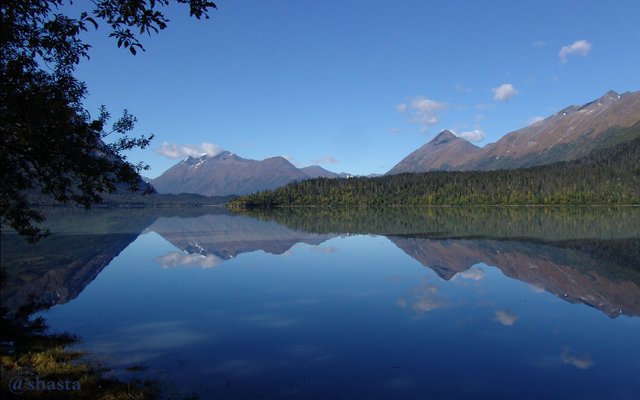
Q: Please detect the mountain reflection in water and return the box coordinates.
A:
[3,206,639,399]
[148,213,334,269]
[388,237,640,317]
[2,206,639,321]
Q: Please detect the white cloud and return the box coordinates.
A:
[459,129,485,142]
[493,83,518,102]
[311,156,340,165]
[155,142,224,159]
[494,309,518,326]
[411,96,446,122]
[559,39,592,63]
[397,96,447,131]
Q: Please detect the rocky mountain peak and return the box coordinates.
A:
[577,90,622,112]
[431,130,457,145]
[386,130,480,174]
[212,150,234,159]
[181,154,207,165]
[598,90,621,105]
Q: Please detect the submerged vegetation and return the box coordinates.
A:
[229,136,640,208]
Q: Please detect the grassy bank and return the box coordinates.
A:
[0,305,157,399]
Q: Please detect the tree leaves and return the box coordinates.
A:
[1,0,216,239]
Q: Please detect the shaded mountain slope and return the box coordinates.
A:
[463,90,640,170]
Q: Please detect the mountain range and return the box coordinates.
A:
[151,151,349,196]
[152,89,640,196]
[388,90,640,174]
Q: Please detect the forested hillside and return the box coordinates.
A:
[228,137,640,207]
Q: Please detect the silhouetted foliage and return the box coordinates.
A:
[229,137,640,208]
[1,0,217,240]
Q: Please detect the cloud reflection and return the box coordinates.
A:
[398,282,446,315]
[310,246,339,254]
[456,268,486,281]
[562,349,594,370]
[529,285,545,294]
[87,320,206,367]
[238,313,297,328]
[494,309,519,326]
[156,252,224,269]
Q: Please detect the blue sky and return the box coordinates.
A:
[73,0,640,177]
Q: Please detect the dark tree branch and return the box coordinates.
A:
[1,0,217,239]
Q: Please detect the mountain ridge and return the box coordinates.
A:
[387,129,481,174]
[388,90,640,174]
[228,136,640,207]
[152,90,640,195]
[151,151,348,196]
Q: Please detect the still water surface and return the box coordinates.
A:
[2,207,640,399]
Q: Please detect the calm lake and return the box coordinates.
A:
[2,206,640,399]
